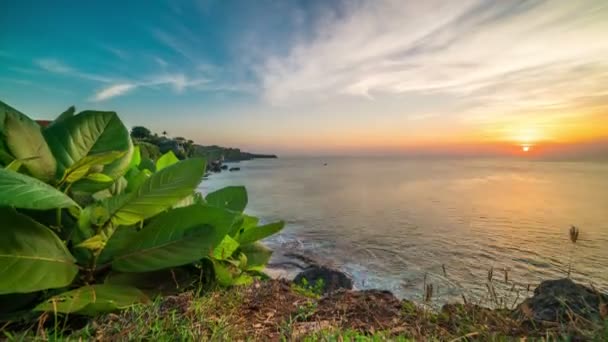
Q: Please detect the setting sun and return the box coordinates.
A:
[522,145,530,152]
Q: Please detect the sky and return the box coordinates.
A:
[1,0,608,157]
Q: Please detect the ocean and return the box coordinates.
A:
[199,157,608,306]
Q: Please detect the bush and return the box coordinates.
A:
[0,101,284,320]
[135,141,161,161]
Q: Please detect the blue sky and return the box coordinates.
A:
[2,0,608,155]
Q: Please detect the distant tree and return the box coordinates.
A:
[131,126,152,139]
[162,130,168,137]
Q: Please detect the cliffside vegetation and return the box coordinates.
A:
[129,125,277,165]
[0,101,284,324]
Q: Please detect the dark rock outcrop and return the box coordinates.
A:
[517,278,608,323]
[294,266,353,294]
[229,167,240,171]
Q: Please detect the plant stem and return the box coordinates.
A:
[56,208,62,228]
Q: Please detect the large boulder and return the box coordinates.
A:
[517,278,608,323]
[294,266,353,294]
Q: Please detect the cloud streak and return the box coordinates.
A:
[259,0,608,120]
[93,83,136,101]
[91,74,209,101]
[36,58,112,83]
[35,57,211,101]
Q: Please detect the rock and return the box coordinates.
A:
[208,161,222,173]
[516,278,608,323]
[229,167,240,171]
[294,266,353,294]
[221,165,228,170]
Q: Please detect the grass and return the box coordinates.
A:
[3,278,605,341]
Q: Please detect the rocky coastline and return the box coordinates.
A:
[259,251,607,339]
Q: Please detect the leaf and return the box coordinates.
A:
[130,145,141,168]
[104,204,237,272]
[5,159,22,172]
[0,208,78,294]
[76,234,106,251]
[233,273,254,286]
[1,101,56,181]
[211,260,254,286]
[237,221,285,245]
[52,106,76,125]
[91,177,128,200]
[240,243,273,272]
[138,158,155,172]
[212,260,235,286]
[229,214,259,236]
[156,151,179,171]
[101,158,206,226]
[206,186,248,212]
[34,284,149,315]
[124,168,152,193]
[62,151,126,184]
[86,173,114,183]
[44,110,133,181]
[213,235,240,260]
[0,168,78,209]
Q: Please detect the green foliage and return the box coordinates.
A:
[0,168,78,209]
[0,208,78,294]
[35,284,150,315]
[206,186,248,212]
[135,141,161,161]
[155,150,179,171]
[1,101,56,182]
[130,126,152,140]
[0,101,284,319]
[291,278,325,299]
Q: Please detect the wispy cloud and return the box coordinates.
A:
[102,45,130,60]
[92,83,137,101]
[152,27,200,62]
[153,56,168,67]
[36,58,112,83]
[91,74,209,101]
[259,0,608,118]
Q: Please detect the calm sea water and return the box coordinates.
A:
[199,157,608,305]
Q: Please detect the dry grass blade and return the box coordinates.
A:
[569,225,579,244]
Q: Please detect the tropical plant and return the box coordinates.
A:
[0,101,284,320]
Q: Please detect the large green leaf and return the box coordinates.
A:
[103,204,237,272]
[44,110,133,181]
[62,151,126,184]
[50,106,76,126]
[1,101,56,181]
[213,235,240,260]
[0,168,78,209]
[129,145,141,168]
[124,167,152,193]
[34,284,149,315]
[206,186,248,212]
[101,158,206,226]
[155,151,179,171]
[0,208,78,294]
[240,242,273,272]
[212,260,253,286]
[229,214,259,236]
[237,221,285,245]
